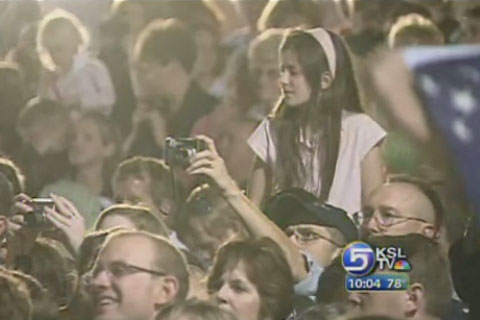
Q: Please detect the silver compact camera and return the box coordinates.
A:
[165,137,205,168]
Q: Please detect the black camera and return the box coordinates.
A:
[165,137,205,168]
[23,198,54,230]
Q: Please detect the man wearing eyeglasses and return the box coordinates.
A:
[265,189,358,269]
[87,230,189,320]
[362,176,444,241]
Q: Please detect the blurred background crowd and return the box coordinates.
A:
[0,0,479,320]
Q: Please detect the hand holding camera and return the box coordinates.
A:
[45,194,85,253]
[165,137,207,169]
[178,135,238,195]
[10,193,85,253]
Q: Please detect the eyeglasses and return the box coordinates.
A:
[285,226,344,247]
[362,207,430,229]
[84,261,166,284]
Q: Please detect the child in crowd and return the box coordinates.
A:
[37,9,115,116]
[247,28,386,214]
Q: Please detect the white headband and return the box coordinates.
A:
[306,28,337,79]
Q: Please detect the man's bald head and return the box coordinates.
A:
[363,176,444,239]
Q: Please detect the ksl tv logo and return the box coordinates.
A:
[342,241,412,276]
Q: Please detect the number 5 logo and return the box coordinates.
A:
[342,242,376,276]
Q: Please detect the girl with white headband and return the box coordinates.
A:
[247,28,386,215]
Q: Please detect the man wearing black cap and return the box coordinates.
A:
[263,188,358,297]
[265,188,358,268]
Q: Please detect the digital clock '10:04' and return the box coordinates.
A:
[345,274,409,291]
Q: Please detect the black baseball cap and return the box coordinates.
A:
[264,188,358,244]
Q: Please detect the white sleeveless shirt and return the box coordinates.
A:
[248,110,386,214]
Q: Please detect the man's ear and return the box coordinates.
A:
[154,275,180,307]
[320,71,333,90]
[422,224,436,240]
[331,247,343,263]
[0,216,7,237]
[404,283,425,318]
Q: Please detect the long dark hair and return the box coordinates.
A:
[272,29,363,201]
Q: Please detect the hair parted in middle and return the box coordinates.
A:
[272,28,363,201]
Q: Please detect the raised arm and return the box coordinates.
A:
[247,158,269,207]
[186,136,308,281]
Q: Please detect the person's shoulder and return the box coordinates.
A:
[341,110,382,131]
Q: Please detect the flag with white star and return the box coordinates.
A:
[404,46,480,215]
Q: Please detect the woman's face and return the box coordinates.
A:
[214,262,262,320]
[279,49,312,107]
[69,118,111,168]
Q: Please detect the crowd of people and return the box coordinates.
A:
[0,0,479,320]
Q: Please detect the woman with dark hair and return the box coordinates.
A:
[247,28,386,215]
[208,238,294,320]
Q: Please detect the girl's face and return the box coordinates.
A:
[214,262,262,320]
[279,49,312,107]
[69,118,112,168]
[44,27,79,71]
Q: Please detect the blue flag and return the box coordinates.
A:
[403,46,480,216]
